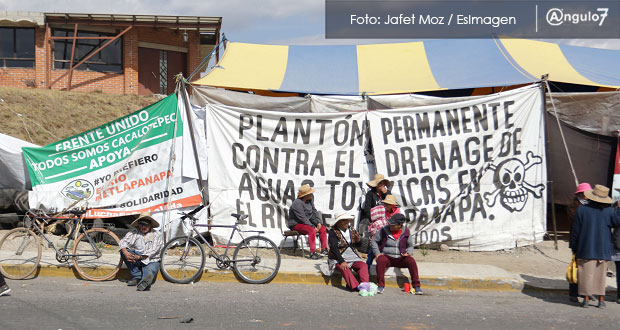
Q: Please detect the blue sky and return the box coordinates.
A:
[1,0,619,49]
[0,0,327,44]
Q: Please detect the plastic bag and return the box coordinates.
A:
[359,282,378,296]
[566,254,578,284]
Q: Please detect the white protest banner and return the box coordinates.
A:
[612,137,620,202]
[205,104,368,243]
[367,84,546,251]
[23,94,202,218]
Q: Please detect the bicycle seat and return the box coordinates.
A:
[230,213,248,221]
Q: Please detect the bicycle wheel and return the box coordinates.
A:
[72,228,122,281]
[233,236,280,284]
[0,228,42,279]
[160,236,205,284]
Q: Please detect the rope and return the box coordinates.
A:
[0,98,60,142]
[545,80,579,187]
[0,96,34,142]
[491,35,538,82]
[17,112,33,143]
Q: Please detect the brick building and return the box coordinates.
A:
[0,11,222,95]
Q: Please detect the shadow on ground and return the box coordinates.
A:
[521,274,618,307]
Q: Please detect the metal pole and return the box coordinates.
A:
[541,76,559,250]
[180,79,207,205]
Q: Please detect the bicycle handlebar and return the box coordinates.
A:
[65,209,87,216]
[27,209,86,217]
[180,205,205,220]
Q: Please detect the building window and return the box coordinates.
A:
[0,27,35,68]
[159,50,168,94]
[52,29,122,73]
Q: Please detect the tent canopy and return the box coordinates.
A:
[194,38,620,95]
[0,133,38,190]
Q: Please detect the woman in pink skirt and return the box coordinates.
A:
[570,184,620,308]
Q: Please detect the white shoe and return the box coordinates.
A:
[0,285,11,296]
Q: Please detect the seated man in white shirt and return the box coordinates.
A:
[119,212,163,291]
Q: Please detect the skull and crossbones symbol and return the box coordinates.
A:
[483,151,545,213]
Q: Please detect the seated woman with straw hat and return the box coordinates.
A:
[324,212,370,292]
[361,174,392,221]
[570,184,620,308]
[287,184,328,260]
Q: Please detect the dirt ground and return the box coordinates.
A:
[278,236,585,278]
[0,228,120,255]
[412,239,575,278]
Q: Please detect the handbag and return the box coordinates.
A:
[566,254,578,284]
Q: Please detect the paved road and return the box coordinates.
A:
[1,278,620,330]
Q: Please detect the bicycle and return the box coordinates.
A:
[160,205,281,284]
[0,209,122,281]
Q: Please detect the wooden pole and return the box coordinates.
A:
[45,23,51,89]
[49,26,132,89]
[66,24,79,91]
[180,79,207,205]
[541,76,559,250]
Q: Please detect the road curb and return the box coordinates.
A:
[521,282,618,295]
[27,264,524,292]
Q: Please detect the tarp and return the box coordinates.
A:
[194,38,620,95]
[189,86,619,206]
[23,94,202,217]
[191,84,620,219]
[545,92,620,136]
[192,86,620,135]
[190,87,467,113]
[612,138,620,202]
[546,116,615,206]
[368,84,547,250]
[0,133,38,190]
[205,103,369,244]
[191,87,311,113]
[197,84,546,250]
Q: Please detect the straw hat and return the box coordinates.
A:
[574,183,592,195]
[297,184,315,198]
[382,195,399,207]
[130,212,160,228]
[367,174,391,188]
[327,212,354,227]
[584,184,613,204]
